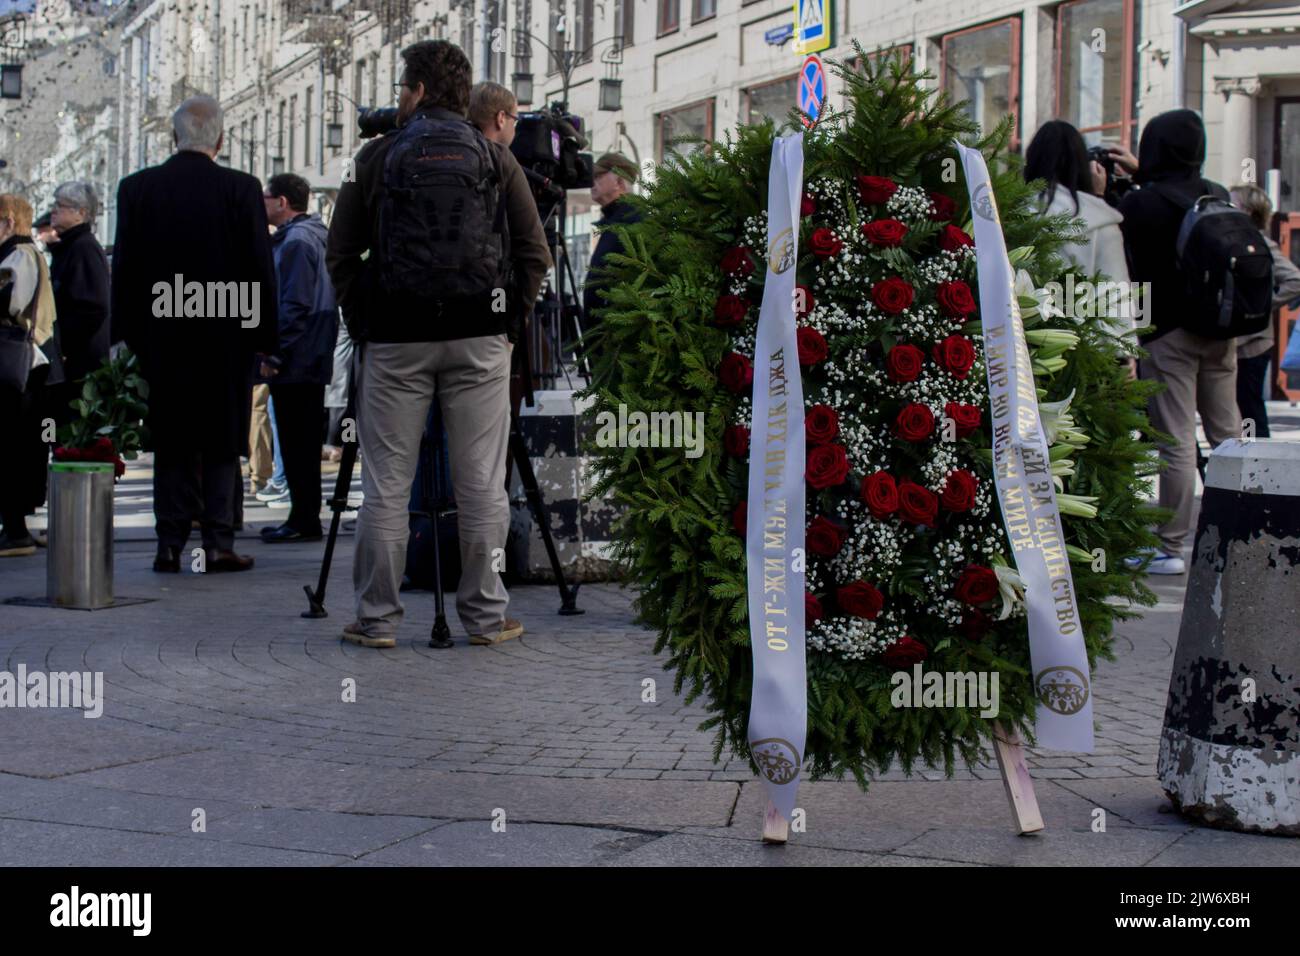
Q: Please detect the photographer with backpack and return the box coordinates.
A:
[325,41,551,649]
[1119,109,1274,576]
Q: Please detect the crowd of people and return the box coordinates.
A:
[2,36,1298,642]
[1024,110,1300,575]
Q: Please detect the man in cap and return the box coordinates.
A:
[581,152,642,369]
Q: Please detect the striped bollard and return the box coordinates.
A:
[1158,439,1300,834]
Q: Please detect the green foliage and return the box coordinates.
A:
[57,348,150,458]
[580,47,1165,785]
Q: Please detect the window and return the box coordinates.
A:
[658,98,713,162]
[288,95,297,171]
[746,75,798,125]
[692,0,715,23]
[353,59,365,149]
[574,0,594,63]
[614,0,634,47]
[1056,0,1135,148]
[940,17,1021,150]
[860,43,914,72]
[658,0,679,36]
[548,0,563,73]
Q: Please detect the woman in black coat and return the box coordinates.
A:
[48,181,111,423]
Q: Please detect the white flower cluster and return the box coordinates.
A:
[826,499,910,583]
[808,607,911,659]
[885,185,934,222]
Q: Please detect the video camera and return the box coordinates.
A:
[510,102,594,199]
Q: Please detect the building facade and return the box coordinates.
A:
[106,0,1299,262]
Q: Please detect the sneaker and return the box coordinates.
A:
[469,618,524,646]
[266,496,292,510]
[0,534,37,557]
[1124,548,1186,575]
[255,480,288,502]
[341,622,396,649]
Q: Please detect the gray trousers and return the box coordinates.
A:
[353,335,513,636]
[1140,328,1242,555]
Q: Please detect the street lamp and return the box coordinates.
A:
[511,27,624,114]
[271,156,286,175]
[512,71,533,107]
[0,64,21,99]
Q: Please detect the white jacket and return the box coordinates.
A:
[1042,188,1134,339]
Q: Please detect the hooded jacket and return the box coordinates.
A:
[1118,109,1228,343]
[270,212,338,385]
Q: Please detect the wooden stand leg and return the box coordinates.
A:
[762,799,790,844]
[992,721,1045,834]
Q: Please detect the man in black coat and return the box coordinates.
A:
[581,151,642,372]
[112,95,278,573]
[48,181,111,423]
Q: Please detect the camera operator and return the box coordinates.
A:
[581,152,642,371]
[469,81,519,149]
[325,40,551,649]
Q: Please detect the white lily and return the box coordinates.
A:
[993,563,1027,621]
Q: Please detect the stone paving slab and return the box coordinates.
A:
[2,487,1298,866]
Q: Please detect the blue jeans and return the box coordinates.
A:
[269,396,286,487]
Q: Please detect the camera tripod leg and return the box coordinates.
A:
[509,421,583,616]
[302,426,359,619]
[427,500,455,648]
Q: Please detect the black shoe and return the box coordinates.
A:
[205,549,255,572]
[153,545,181,573]
[260,524,323,543]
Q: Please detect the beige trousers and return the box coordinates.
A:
[1140,328,1242,555]
[248,384,273,488]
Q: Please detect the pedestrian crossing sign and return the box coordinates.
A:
[792,0,831,55]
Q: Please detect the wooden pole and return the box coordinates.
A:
[762,799,790,844]
[992,720,1044,834]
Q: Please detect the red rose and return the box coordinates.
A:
[931,334,976,379]
[944,401,982,438]
[806,443,849,490]
[959,607,993,640]
[713,294,748,327]
[860,218,908,247]
[113,456,126,479]
[800,192,816,218]
[732,501,747,536]
[935,280,977,319]
[804,404,840,445]
[807,515,846,557]
[806,591,824,623]
[939,224,974,252]
[723,424,750,458]
[872,276,915,315]
[882,635,928,668]
[794,284,815,318]
[857,175,897,205]
[796,326,828,366]
[897,479,939,526]
[929,192,957,222]
[940,469,978,512]
[719,352,754,393]
[837,581,885,620]
[860,470,899,519]
[809,227,844,258]
[894,402,935,442]
[721,245,755,276]
[954,565,1000,605]
[886,344,925,383]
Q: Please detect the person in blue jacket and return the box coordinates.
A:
[259,173,338,543]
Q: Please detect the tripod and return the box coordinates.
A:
[302,335,584,644]
[532,184,594,389]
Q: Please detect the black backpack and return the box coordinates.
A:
[1152,184,1273,339]
[378,113,509,303]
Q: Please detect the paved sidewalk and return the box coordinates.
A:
[1,466,1297,866]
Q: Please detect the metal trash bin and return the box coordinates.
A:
[46,461,115,609]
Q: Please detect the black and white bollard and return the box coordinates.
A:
[1158,439,1300,834]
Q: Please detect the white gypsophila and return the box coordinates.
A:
[919,448,961,492]
[914,253,966,286]
[809,607,911,659]
[884,185,933,223]
[731,394,752,428]
[825,499,908,582]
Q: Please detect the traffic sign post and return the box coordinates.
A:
[797,54,827,128]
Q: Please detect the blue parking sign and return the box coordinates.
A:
[798,55,827,128]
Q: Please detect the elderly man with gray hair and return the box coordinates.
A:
[111,94,279,574]
[47,180,110,422]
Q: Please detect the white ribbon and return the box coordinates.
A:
[956,142,1095,752]
[746,133,808,816]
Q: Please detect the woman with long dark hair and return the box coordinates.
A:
[1024,120,1133,339]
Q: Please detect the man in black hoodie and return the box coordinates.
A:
[1119,109,1240,576]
